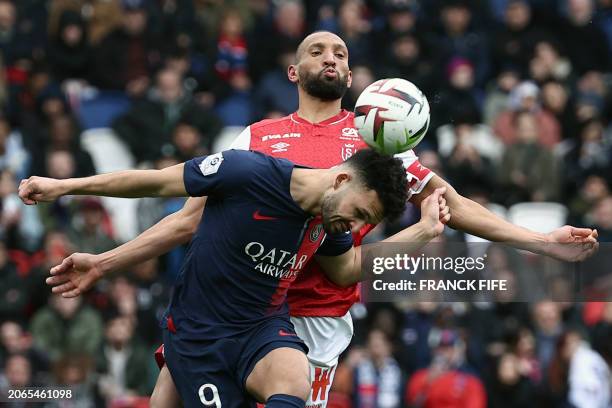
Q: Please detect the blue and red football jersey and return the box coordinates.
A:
[166,149,353,341]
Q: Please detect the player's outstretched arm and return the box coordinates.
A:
[411,175,598,261]
[46,197,206,297]
[18,163,187,204]
[316,188,450,287]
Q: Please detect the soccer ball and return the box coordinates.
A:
[354,78,430,155]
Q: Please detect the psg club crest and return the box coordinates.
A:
[341,143,356,161]
[310,224,324,242]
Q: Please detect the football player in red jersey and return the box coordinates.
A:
[44,31,597,407]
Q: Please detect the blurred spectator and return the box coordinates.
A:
[405,329,486,408]
[438,120,504,163]
[47,10,92,83]
[540,80,577,140]
[47,0,123,46]
[487,353,536,408]
[395,303,432,372]
[590,195,612,242]
[493,81,561,148]
[527,37,573,85]
[207,7,253,119]
[491,0,544,76]
[134,155,187,281]
[104,275,164,346]
[590,302,612,370]
[440,122,498,192]
[0,241,31,322]
[377,33,434,94]
[0,116,29,180]
[568,174,610,224]
[30,114,95,178]
[509,327,542,383]
[375,1,419,46]
[433,0,490,87]
[498,110,561,203]
[483,67,520,126]
[30,295,103,362]
[574,71,608,123]
[252,39,299,120]
[170,121,208,161]
[130,258,171,345]
[68,198,117,254]
[147,0,197,53]
[559,0,611,75]
[0,0,34,65]
[96,311,153,403]
[113,67,222,163]
[532,301,564,376]
[342,64,374,112]
[214,8,248,84]
[335,0,372,66]
[430,57,482,134]
[547,329,611,408]
[49,354,97,407]
[136,156,184,231]
[249,0,306,82]
[91,0,160,97]
[0,354,35,406]
[0,321,48,384]
[563,119,611,194]
[353,329,402,407]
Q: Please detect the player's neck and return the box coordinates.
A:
[290,168,334,215]
[296,92,343,124]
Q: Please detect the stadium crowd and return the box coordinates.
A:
[0,0,611,406]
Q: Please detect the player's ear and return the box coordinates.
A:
[333,173,351,190]
[288,65,299,84]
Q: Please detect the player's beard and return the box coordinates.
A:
[300,68,349,101]
[321,192,349,234]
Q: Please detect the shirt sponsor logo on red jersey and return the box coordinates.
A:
[271,142,290,153]
[340,127,361,141]
[262,132,301,142]
[341,127,359,137]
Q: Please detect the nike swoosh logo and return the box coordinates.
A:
[278,329,297,337]
[253,210,278,221]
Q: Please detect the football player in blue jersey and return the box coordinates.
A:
[19,149,450,408]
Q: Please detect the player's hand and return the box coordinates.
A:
[544,225,599,262]
[46,253,105,298]
[18,176,66,205]
[420,187,451,238]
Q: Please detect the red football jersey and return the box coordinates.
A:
[228,110,433,316]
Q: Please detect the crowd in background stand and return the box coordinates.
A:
[0,0,611,406]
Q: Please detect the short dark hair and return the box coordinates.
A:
[344,149,407,221]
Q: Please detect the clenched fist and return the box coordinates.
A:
[19,176,66,205]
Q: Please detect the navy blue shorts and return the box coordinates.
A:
[162,316,308,407]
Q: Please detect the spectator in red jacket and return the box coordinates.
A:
[405,329,486,408]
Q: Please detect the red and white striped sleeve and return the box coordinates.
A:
[394,149,434,199]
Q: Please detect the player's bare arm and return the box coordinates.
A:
[18,163,187,204]
[316,187,450,287]
[412,174,599,261]
[46,197,206,298]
